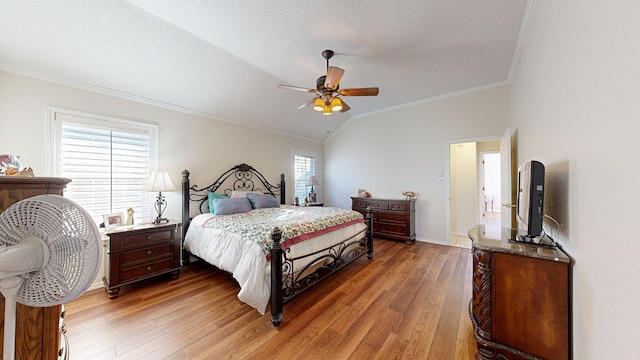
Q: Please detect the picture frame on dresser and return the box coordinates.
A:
[103,212,124,229]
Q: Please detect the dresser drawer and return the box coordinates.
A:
[352,199,368,208]
[389,201,408,211]
[378,211,408,224]
[120,258,175,283]
[120,243,173,267]
[120,228,174,249]
[378,223,407,236]
[368,200,389,210]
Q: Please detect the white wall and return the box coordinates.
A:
[0,70,323,216]
[449,142,477,235]
[510,1,640,358]
[0,70,323,288]
[325,85,509,244]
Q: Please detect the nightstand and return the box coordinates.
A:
[103,221,182,299]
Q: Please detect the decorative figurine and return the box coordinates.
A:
[126,208,135,225]
[402,191,415,200]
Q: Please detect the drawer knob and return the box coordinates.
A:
[147,250,152,256]
[147,266,152,272]
[146,235,151,240]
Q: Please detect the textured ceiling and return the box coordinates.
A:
[0,0,528,142]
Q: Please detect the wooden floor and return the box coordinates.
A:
[64,239,477,359]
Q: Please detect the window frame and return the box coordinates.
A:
[292,150,317,204]
[48,107,158,224]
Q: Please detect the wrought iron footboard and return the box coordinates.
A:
[270,206,373,326]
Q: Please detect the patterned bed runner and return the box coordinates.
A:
[201,206,364,256]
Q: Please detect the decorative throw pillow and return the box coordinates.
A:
[207,192,228,213]
[230,190,263,199]
[246,192,280,209]
[212,197,252,215]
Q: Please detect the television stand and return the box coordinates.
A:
[469,225,571,360]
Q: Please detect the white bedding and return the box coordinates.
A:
[184,208,366,314]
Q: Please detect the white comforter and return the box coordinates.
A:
[184,209,366,314]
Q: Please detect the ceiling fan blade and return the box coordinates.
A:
[339,100,351,113]
[296,98,316,110]
[338,87,379,96]
[324,66,345,90]
[278,84,317,93]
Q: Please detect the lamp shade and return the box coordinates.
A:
[142,171,176,192]
[330,98,343,112]
[313,98,325,112]
[306,175,319,187]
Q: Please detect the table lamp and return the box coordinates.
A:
[142,171,176,223]
[306,175,319,203]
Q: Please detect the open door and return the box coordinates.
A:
[500,128,513,229]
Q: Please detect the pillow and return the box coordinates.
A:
[230,190,263,199]
[212,197,252,215]
[246,192,280,209]
[207,192,228,213]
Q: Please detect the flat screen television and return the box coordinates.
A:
[515,160,545,241]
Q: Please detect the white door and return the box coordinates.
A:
[500,128,513,228]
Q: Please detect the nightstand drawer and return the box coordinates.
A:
[120,243,173,267]
[121,228,174,249]
[120,258,174,283]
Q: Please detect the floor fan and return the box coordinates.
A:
[0,194,102,360]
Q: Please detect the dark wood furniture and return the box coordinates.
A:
[468,225,571,360]
[182,163,373,326]
[351,197,415,244]
[0,176,71,360]
[103,221,182,299]
[305,202,324,207]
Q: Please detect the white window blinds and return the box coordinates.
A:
[51,109,156,224]
[293,152,316,203]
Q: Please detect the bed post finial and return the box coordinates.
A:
[366,206,374,259]
[182,170,190,265]
[271,227,283,326]
[280,173,286,204]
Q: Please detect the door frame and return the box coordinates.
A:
[445,134,502,245]
[478,151,501,225]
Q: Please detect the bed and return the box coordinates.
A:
[181,163,373,326]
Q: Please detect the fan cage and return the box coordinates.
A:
[0,194,102,307]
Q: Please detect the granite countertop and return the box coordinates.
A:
[468,225,570,263]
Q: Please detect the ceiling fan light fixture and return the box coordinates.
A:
[313,98,325,112]
[322,105,332,116]
[330,98,343,112]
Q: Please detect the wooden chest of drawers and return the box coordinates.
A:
[351,197,416,244]
[0,177,71,360]
[103,221,182,299]
[468,226,571,360]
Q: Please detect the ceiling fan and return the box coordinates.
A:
[278,49,379,115]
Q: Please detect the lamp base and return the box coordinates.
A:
[153,217,169,224]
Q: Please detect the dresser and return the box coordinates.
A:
[0,176,71,360]
[468,225,571,360]
[351,197,416,244]
[103,221,182,299]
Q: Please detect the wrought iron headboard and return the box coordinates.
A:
[182,163,285,217]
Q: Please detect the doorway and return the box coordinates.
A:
[447,138,502,248]
[479,152,501,239]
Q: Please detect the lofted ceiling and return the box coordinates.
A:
[0,0,528,143]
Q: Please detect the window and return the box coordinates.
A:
[293,151,316,203]
[50,108,157,225]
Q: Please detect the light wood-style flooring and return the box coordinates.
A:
[64,239,477,359]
